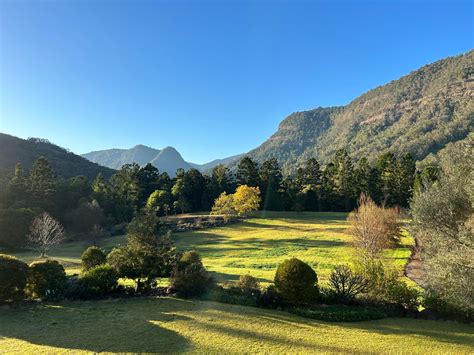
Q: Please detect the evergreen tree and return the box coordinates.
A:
[259,158,283,210]
[395,153,416,207]
[137,163,160,207]
[295,158,322,211]
[332,149,356,211]
[236,157,260,187]
[376,152,397,206]
[29,157,57,210]
[7,163,28,207]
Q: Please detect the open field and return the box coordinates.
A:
[1,297,473,353]
[6,212,412,284]
[6,234,127,275]
[173,211,413,283]
[2,212,472,353]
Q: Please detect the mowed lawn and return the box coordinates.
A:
[6,212,412,283]
[173,211,413,283]
[0,297,473,353]
[6,234,127,275]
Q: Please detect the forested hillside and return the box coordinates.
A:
[239,50,473,174]
[0,133,114,180]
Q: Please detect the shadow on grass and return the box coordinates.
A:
[339,318,474,347]
[1,297,472,352]
[0,298,193,353]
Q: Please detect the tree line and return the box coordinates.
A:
[0,148,426,249]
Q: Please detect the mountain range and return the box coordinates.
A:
[82,50,473,175]
[81,145,243,176]
[235,50,473,174]
[2,50,472,179]
[0,133,114,180]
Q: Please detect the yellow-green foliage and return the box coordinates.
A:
[174,211,413,284]
[0,297,472,353]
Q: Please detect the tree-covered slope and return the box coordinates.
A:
[0,133,114,180]
[241,50,474,174]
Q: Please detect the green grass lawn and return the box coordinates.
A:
[7,211,412,284]
[6,234,127,275]
[0,297,472,353]
[173,211,413,284]
[2,212,471,353]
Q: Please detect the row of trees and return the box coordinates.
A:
[0,149,422,249]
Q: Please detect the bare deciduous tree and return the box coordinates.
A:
[348,194,400,258]
[29,212,65,257]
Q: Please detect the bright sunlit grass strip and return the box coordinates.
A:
[0,297,472,353]
[173,211,413,284]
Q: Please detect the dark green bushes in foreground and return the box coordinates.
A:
[274,258,318,305]
[0,255,29,302]
[169,251,213,297]
[26,260,67,300]
[81,246,107,271]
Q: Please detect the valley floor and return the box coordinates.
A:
[0,297,473,353]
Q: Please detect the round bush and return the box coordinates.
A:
[237,274,260,295]
[170,251,212,297]
[27,260,67,300]
[0,254,29,302]
[79,264,118,297]
[274,258,318,305]
[81,246,107,271]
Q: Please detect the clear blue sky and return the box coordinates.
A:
[0,0,472,164]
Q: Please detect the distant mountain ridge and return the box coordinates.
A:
[0,133,115,180]
[82,145,237,176]
[228,50,474,174]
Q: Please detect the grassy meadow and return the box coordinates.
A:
[2,212,473,353]
[8,211,413,284]
[173,211,413,284]
[1,297,473,353]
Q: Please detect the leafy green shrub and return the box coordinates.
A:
[385,280,420,311]
[257,285,284,309]
[26,260,67,300]
[274,258,318,305]
[422,291,473,322]
[237,274,260,296]
[81,246,107,271]
[170,251,213,297]
[356,258,420,311]
[79,264,118,298]
[289,305,387,322]
[328,265,368,302]
[0,254,29,302]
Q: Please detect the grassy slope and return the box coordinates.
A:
[7,235,127,275]
[0,297,472,353]
[8,212,412,284]
[173,211,413,284]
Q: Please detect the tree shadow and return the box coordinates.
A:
[336,318,474,346]
[0,298,193,353]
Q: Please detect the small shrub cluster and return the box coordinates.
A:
[0,254,29,302]
[328,265,368,303]
[274,258,318,305]
[169,251,213,297]
[81,246,107,271]
[26,260,67,300]
[289,305,387,322]
[78,265,119,298]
